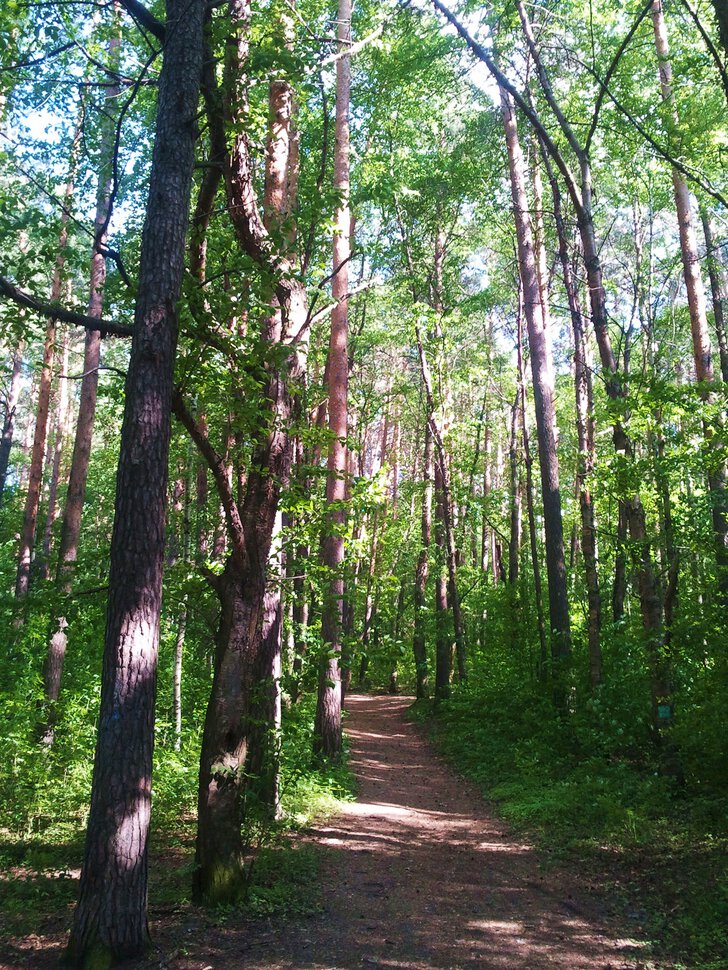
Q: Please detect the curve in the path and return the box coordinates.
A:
[234,693,654,970]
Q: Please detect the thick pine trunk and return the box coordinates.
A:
[65,0,205,962]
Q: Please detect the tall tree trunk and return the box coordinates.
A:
[547,157,602,687]
[315,0,351,759]
[0,345,23,506]
[517,311,548,680]
[191,0,309,900]
[499,86,572,683]
[413,421,433,697]
[507,389,521,586]
[65,0,205,961]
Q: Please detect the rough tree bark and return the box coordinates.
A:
[65,0,205,962]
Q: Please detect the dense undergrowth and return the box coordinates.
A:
[410,674,728,970]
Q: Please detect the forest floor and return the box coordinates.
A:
[2,694,673,970]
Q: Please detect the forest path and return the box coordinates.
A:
[173,693,655,970]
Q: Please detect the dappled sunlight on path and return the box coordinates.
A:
[211,694,654,970]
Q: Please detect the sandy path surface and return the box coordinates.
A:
[185,694,655,970]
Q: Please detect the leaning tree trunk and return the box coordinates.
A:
[65,0,205,962]
[315,0,351,759]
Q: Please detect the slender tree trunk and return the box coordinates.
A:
[433,460,451,700]
[65,1,205,961]
[507,389,521,586]
[500,86,572,682]
[315,0,351,759]
[413,421,433,697]
[0,345,23,506]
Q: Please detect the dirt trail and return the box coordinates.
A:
[4,694,658,969]
[179,694,654,970]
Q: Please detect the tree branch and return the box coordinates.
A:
[0,274,132,337]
